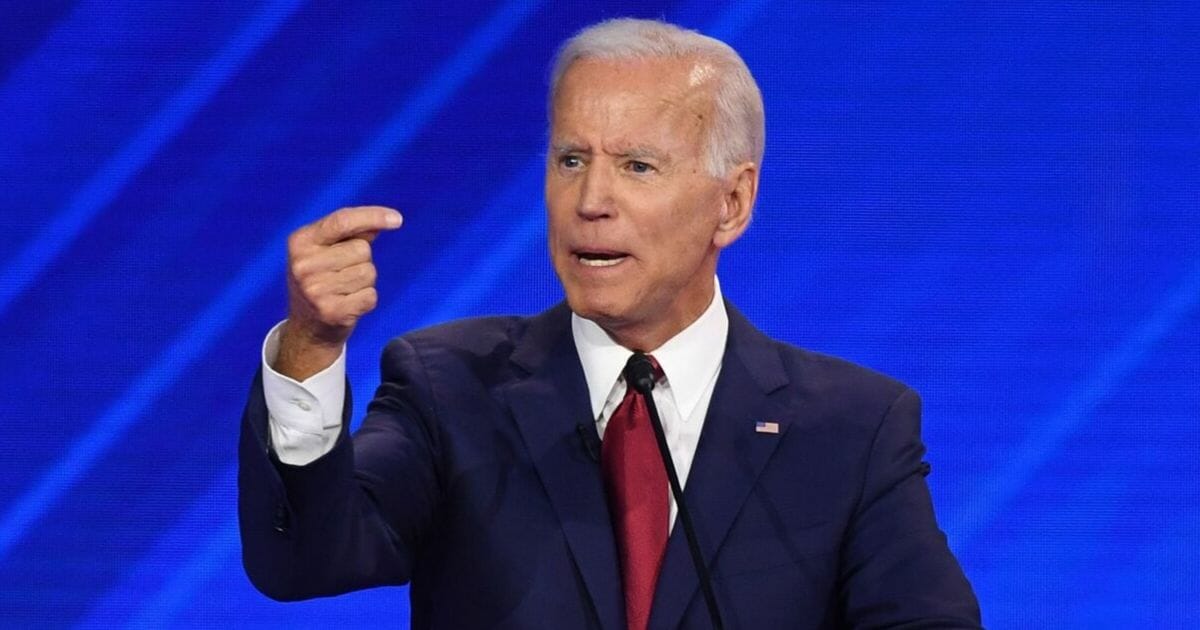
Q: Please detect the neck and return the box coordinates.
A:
[602,283,715,352]
[605,324,681,354]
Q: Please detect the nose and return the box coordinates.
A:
[576,164,615,220]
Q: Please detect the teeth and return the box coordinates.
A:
[579,256,625,267]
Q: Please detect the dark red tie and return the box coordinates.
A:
[602,356,668,630]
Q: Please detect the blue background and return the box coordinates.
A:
[1,1,1197,627]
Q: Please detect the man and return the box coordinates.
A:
[239,18,981,629]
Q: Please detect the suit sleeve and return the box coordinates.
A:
[238,336,443,601]
[838,388,983,628]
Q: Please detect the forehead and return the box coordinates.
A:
[550,57,714,144]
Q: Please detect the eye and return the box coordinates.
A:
[558,154,583,169]
[627,160,655,174]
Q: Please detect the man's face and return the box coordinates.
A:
[546,57,741,349]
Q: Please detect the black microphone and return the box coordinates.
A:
[623,352,725,630]
[624,352,658,395]
[576,423,600,462]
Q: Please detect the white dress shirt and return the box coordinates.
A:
[260,321,347,465]
[571,278,728,529]
[261,278,730,531]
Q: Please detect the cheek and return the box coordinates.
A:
[544,175,570,211]
[544,194,568,241]
[661,193,722,249]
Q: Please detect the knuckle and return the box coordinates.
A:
[290,256,312,278]
[287,228,311,254]
[322,210,350,235]
[299,278,325,301]
[361,288,378,311]
[313,297,339,322]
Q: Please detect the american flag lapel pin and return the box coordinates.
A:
[754,420,780,434]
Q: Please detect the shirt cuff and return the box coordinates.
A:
[261,320,347,464]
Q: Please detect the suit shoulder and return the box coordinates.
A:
[770,338,913,411]
[405,314,525,346]
[757,339,919,441]
[373,309,566,417]
[378,309,566,381]
[381,314,527,360]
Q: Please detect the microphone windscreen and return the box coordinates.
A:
[623,352,657,394]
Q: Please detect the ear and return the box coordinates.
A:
[713,161,758,249]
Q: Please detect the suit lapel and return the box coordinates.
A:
[503,304,624,630]
[649,304,791,630]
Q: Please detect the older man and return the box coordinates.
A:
[239,18,981,629]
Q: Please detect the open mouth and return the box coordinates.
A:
[574,250,630,268]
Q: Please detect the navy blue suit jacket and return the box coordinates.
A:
[239,302,981,628]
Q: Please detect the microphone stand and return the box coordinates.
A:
[627,353,725,630]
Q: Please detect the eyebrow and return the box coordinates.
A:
[615,144,667,161]
[550,142,587,156]
[550,142,669,163]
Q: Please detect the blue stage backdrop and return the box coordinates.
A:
[1,1,1196,627]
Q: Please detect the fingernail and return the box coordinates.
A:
[385,211,402,228]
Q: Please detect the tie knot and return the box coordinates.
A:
[645,354,663,380]
[623,352,663,394]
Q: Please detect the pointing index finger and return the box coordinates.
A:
[313,206,403,245]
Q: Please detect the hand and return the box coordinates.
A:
[274,205,403,380]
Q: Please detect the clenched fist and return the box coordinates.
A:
[274,206,403,380]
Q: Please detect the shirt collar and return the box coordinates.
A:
[571,277,729,420]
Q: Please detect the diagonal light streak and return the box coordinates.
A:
[0,0,543,564]
[948,259,1200,548]
[102,2,780,625]
[0,0,304,320]
[75,157,546,629]
[76,138,546,630]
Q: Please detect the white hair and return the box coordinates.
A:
[549,18,765,177]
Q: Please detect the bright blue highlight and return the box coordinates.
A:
[0,0,542,564]
[0,0,304,319]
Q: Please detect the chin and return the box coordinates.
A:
[563,286,630,326]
